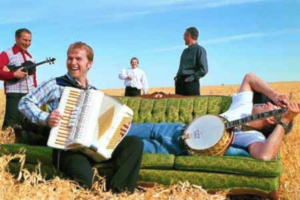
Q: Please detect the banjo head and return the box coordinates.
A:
[184,115,225,150]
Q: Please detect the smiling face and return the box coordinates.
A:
[15,32,31,52]
[130,58,139,69]
[66,48,92,85]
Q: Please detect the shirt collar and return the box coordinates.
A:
[66,73,93,89]
[188,42,198,49]
[12,44,32,58]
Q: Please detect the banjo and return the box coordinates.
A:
[183,107,287,156]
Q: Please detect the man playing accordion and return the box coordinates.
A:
[19,42,143,193]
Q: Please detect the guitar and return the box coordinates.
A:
[183,107,287,156]
[224,107,287,129]
[3,57,56,75]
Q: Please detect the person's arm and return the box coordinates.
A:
[18,79,58,126]
[0,51,15,80]
[186,47,208,82]
[174,52,185,82]
[194,47,208,79]
[0,51,29,80]
[249,101,300,160]
[119,69,129,80]
[238,73,288,107]
[141,70,149,94]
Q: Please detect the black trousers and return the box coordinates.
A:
[2,93,27,130]
[53,136,143,193]
[175,77,200,96]
[125,87,141,97]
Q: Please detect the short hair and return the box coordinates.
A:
[15,28,31,38]
[130,57,139,64]
[186,27,199,40]
[67,42,94,62]
[259,118,294,138]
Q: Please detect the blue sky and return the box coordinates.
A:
[1,0,299,89]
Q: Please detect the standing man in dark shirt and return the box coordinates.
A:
[174,27,208,96]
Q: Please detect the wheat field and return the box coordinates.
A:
[0,82,299,199]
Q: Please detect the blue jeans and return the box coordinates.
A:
[127,123,187,155]
[127,123,251,157]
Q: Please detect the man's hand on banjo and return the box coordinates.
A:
[280,101,300,125]
[273,94,289,108]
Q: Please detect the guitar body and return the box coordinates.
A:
[3,57,55,81]
[183,115,233,156]
[22,61,36,74]
[7,61,36,75]
[183,108,286,156]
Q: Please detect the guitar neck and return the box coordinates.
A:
[25,60,49,70]
[225,108,287,129]
[24,58,55,70]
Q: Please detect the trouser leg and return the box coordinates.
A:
[2,92,51,144]
[183,81,200,96]
[175,79,185,95]
[127,123,169,153]
[53,136,143,193]
[54,150,94,189]
[125,87,141,96]
[142,139,169,154]
[2,93,26,130]
[151,123,187,155]
[17,124,50,145]
[175,78,200,96]
[127,123,187,155]
[107,136,143,193]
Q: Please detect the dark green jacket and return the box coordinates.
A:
[176,43,208,82]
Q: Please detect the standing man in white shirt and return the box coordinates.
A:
[119,57,149,96]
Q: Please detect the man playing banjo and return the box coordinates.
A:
[126,73,300,161]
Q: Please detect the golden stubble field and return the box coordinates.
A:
[0,82,299,199]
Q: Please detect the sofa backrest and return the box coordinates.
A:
[116,94,232,124]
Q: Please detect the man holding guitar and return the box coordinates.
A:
[126,73,300,161]
[219,73,298,160]
[0,28,37,130]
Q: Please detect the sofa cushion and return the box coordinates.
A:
[174,155,282,177]
[116,96,232,124]
[95,154,175,169]
[0,144,176,170]
[138,169,280,193]
[141,154,175,169]
[0,144,53,166]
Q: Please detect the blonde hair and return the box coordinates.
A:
[67,42,94,62]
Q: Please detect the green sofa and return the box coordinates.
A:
[0,93,282,199]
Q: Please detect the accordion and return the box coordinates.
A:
[47,87,133,162]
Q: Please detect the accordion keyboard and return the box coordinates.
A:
[47,87,134,161]
[51,89,81,148]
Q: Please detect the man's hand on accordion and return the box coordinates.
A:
[120,121,131,136]
[48,109,62,127]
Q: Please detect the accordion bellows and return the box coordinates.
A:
[47,87,133,162]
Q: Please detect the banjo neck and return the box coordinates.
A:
[224,107,287,129]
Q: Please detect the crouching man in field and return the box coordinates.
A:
[126,73,300,161]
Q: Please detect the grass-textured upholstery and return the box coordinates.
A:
[0,93,282,199]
